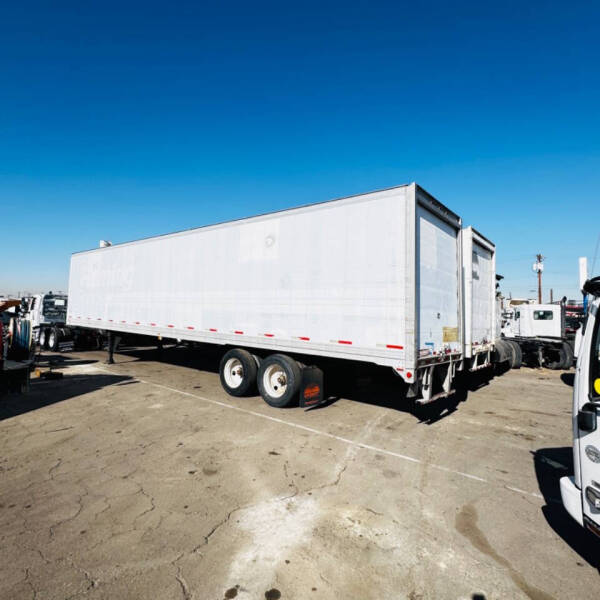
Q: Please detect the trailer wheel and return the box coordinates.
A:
[509,341,522,369]
[47,328,59,352]
[38,328,47,349]
[258,354,301,408]
[219,348,258,397]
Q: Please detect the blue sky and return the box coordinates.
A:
[1,1,599,300]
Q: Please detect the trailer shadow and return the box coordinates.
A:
[0,372,133,421]
[108,345,502,424]
[36,352,99,368]
[113,343,223,374]
[532,447,600,570]
[312,364,482,424]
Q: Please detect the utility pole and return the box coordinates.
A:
[550,288,553,303]
[532,254,544,304]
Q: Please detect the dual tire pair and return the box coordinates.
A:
[38,328,59,351]
[219,348,301,408]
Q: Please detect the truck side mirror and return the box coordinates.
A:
[579,403,598,432]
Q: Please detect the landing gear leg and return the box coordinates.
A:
[156,336,163,360]
[106,332,121,364]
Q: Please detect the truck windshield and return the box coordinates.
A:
[43,295,68,320]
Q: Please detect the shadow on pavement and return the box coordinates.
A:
[35,352,99,369]
[0,372,133,421]
[106,344,507,424]
[560,373,575,387]
[533,447,600,570]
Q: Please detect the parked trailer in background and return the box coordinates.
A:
[461,227,496,370]
[68,183,465,405]
[460,228,515,372]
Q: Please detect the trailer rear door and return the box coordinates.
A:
[416,202,461,357]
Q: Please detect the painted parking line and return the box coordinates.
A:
[78,363,545,501]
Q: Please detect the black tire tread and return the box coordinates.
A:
[219,348,258,397]
[257,354,301,408]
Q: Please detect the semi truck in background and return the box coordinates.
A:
[561,276,600,538]
[23,292,99,351]
[501,301,573,369]
[66,183,515,407]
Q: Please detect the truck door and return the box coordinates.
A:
[577,299,600,536]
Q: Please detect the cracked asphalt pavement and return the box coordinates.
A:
[1,345,599,599]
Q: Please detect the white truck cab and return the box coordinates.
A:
[505,303,563,339]
[561,277,600,537]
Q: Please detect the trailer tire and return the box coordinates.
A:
[38,328,47,349]
[258,354,301,408]
[509,341,522,369]
[47,328,60,352]
[219,348,258,397]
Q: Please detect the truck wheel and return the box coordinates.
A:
[219,348,258,397]
[546,346,566,370]
[258,354,301,408]
[558,342,574,370]
[509,341,522,369]
[506,340,517,368]
[47,328,59,352]
[38,328,47,349]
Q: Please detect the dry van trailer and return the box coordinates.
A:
[461,227,496,371]
[67,183,464,406]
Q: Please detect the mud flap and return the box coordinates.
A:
[299,365,325,409]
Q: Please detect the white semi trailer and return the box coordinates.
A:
[67,183,467,406]
[461,227,497,371]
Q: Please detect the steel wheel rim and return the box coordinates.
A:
[224,358,244,388]
[49,332,55,347]
[263,364,287,398]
